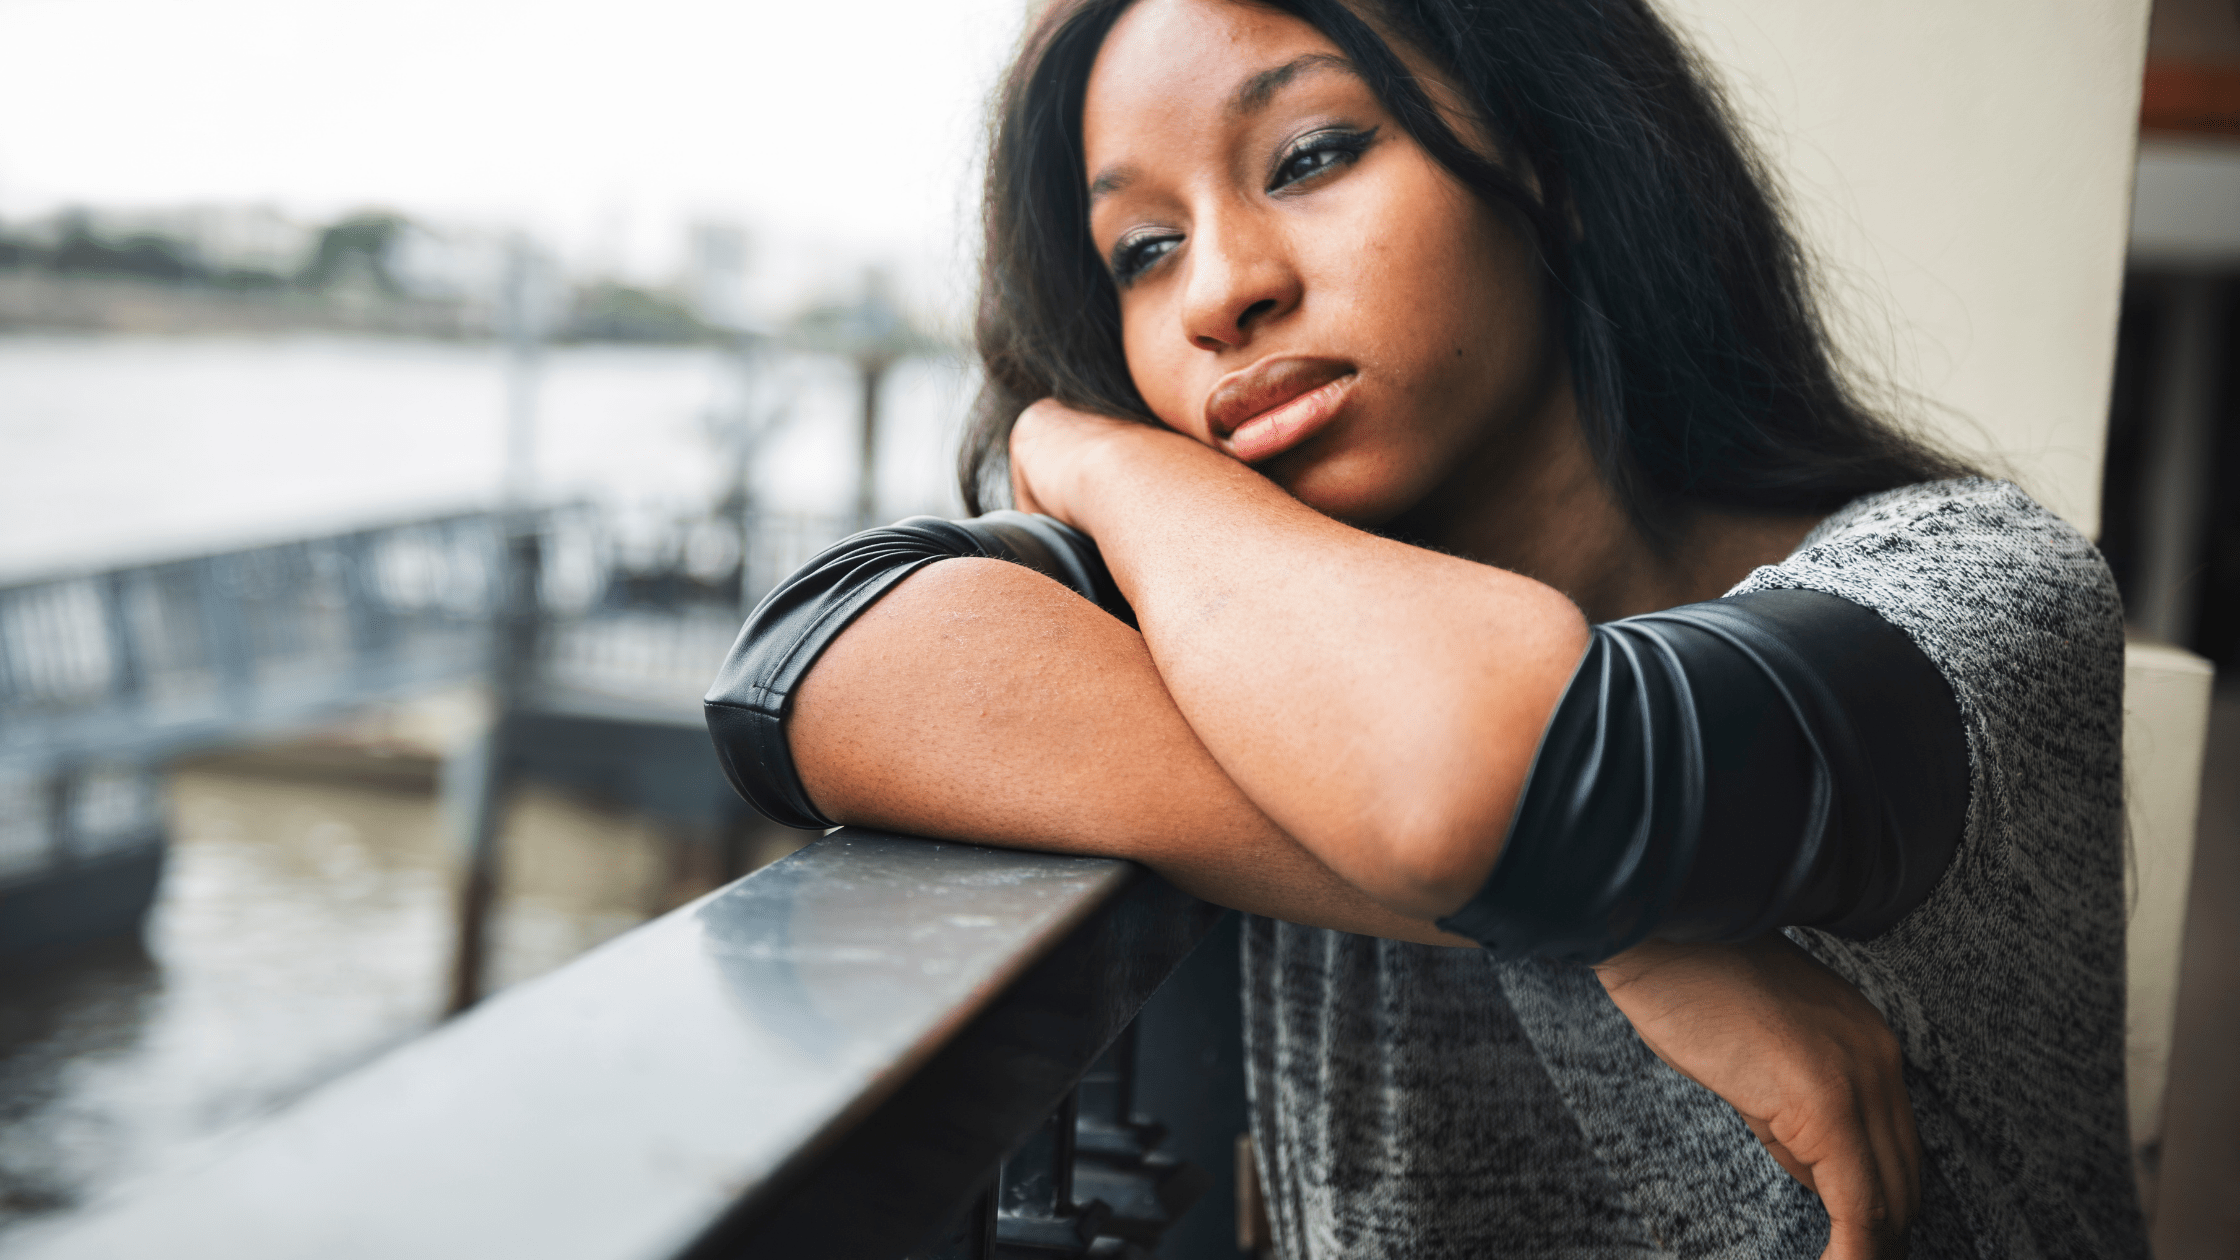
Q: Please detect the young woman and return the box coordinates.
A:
[704,0,2147,1255]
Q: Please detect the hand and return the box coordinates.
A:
[1007,398,1165,528]
[1592,935,1920,1259]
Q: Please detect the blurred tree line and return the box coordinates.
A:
[0,208,711,343]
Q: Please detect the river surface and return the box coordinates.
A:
[0,332,972,582]
[0,332,936,1245]
[0,745,796,1245]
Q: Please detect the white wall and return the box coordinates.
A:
[1658,0,2153,536]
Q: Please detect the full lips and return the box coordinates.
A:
[1205,357,1358,464]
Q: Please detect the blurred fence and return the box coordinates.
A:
[0,504,853,930]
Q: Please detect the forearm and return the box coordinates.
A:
[1052,427,1588,917]
[787,557,1471,947]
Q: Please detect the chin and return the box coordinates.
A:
[1259,413,1440,525]
[1277,456,1421,526]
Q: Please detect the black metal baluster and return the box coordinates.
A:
[909,1173,998,1260]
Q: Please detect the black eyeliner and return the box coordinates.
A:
[1110,231,1180,286]
[1105,125,1382,286]
[1266,124,1380,193]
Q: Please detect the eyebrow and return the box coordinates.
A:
[1228,52,1356,117]
[1087,53,1360,207]
[1089,166,1135,203]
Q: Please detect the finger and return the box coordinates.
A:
[1816,1178,1899,1260]
[1850,1116,1914,1257]
[1864,1094,1911,1206]
[1874,1082,1923,1230]
[1809,1104,1904,1260]
[1853,1044,1920,1232]
[1746,1117,1818,1191]
[1820,1217,1896,1260]
[1008,463,1044,515]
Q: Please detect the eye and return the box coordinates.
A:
[1110,231,1182,285]
[1268,126,1379,194]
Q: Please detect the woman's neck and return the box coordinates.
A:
[1402,383,1823,623]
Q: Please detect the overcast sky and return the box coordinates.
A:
[0,0,1025,322]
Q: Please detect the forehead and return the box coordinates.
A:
[1082,0,1350,158]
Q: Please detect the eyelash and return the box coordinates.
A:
[1267,125,1378,193]
[1107,126,1381,286]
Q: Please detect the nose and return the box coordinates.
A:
[1179,212,1301,352]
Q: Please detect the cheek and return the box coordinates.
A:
[1303,200,1548,516]
[1387,197,1517,341]
[1122,313,1208,439]
[1311,178,1500,357]
[1379,199,1545,414]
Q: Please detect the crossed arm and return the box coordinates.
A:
[779,406,1918,1259]
[792,413,1584,930]
[793,554,1475,944]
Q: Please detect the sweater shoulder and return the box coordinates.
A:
[1727,478,2124,707]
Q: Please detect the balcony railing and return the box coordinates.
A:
[8,830,1243,1260]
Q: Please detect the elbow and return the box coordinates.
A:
[1334,681,1560,921]
[1346,792,1515,922]
[1291,577,1585,922]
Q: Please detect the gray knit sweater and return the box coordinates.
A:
[1241,479,2147,1258]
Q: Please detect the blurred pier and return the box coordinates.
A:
[0,503,847,957]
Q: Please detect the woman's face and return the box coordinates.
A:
[1081,0,1564,525]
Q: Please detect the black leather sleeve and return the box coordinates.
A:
[1434,587,1970,963]
[701,512,1133,830]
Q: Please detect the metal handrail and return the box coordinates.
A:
[8,831,1226,1260]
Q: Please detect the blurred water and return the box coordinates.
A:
[0,760,453,1240]
[0,752,749,1245]
[0,333,974,582]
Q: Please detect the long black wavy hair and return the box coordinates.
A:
[958,0,1971,528]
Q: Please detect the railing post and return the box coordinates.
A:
[99,569,143,707]
[42,765,74,865]
[994,1090,1134,1257]
[195,554,254,711]
[445,514,543,1014]
[0,592,18,707]
[1003,1090,1084,1220]
[342,528,403,685]
[910,1176,998,1260]
[1077,1021,1139,1136]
